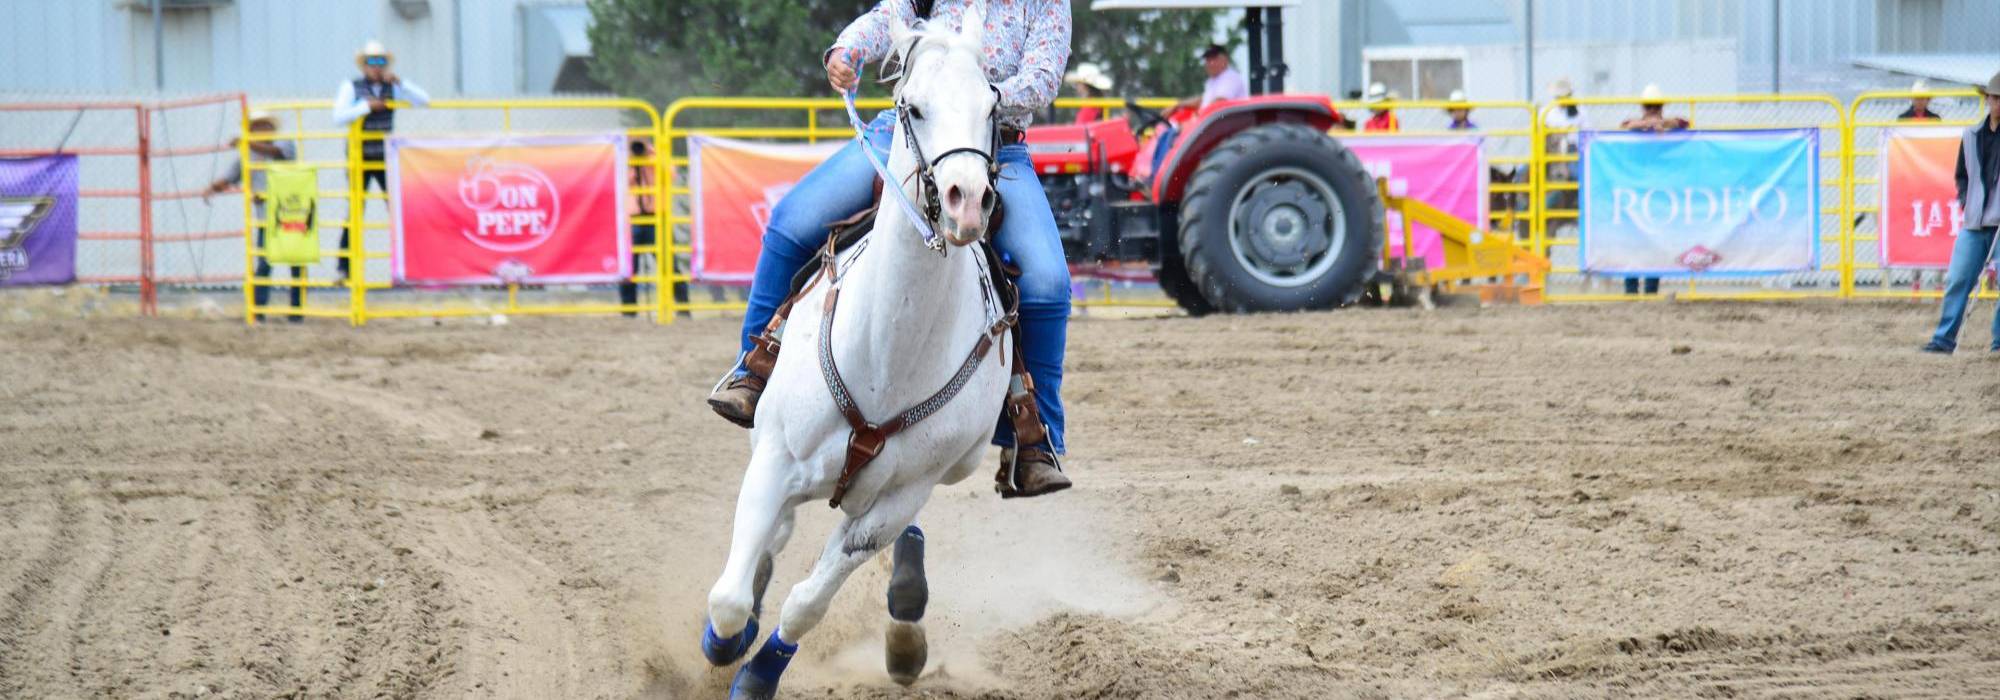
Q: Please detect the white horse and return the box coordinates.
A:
[700,14,1009,699]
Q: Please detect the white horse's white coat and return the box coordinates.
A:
[704,13,1008,650]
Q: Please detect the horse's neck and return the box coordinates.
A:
[831,145,984,386]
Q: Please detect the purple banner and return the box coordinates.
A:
[0,155,79,286]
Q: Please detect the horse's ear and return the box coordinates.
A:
[957,4,984,50]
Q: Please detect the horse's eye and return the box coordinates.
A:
[907,106,924,120]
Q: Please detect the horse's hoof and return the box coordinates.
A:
[729,630,797,700]
[702,616,759,667]
[885,620,927,686]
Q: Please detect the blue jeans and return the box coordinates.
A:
[1928,228,2000,352]
[738,111,1071,453]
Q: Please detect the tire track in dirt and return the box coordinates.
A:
[0,488,112,698]
[421,487,590,698]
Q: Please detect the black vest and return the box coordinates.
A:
[353,78,396,133]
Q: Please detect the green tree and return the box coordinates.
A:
[586,0,1234,117]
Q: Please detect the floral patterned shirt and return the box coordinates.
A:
[830,0,1071,130]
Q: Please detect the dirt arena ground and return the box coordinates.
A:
[4,301,1999,699]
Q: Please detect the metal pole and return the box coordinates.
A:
[1267,7,1287,94]
[1245,8,1266,96]
[1771,0,1781,93]
[1524,0,1536,102]
[152,0,164,91]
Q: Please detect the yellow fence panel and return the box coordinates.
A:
[1845,89,1994,301]
[242,98,665,325]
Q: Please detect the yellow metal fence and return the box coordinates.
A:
[243,91,1998,323]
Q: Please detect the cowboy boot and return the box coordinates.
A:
[995,445,1070,498]
[710,321,785,429]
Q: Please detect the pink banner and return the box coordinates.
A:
[1346,137,1488,270]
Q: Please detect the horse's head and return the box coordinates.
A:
[888,11,998,247]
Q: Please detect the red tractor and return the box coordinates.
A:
[1025,0,1384,315]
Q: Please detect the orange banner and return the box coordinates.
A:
[690,136,843,283]
[1880,127,1965,269]
[390,134,629,284]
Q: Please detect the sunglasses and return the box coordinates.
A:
[364,56,388,67]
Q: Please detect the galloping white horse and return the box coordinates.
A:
[700,13,1010,699]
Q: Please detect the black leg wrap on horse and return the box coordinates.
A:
[886,525,928,623]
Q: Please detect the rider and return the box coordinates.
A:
[707,0,1075,498]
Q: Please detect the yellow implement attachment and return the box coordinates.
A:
[1376,177,1551,305]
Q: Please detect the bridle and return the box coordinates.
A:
[842,34,1003,253]
[895,83,1003,234]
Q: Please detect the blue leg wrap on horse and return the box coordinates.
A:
[729,630,798,699]
[887,525,928,622]
[701,615,759,667]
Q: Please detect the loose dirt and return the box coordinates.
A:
[3,301,1997,698]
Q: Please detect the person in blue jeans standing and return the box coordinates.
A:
[1922,71,2000,355]
[707,0,1074,497]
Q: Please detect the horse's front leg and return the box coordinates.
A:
[703,447,797,666]
[728,486,933,699]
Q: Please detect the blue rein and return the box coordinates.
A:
[843,88,944,252]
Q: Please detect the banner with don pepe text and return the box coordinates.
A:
[690,136,844,283]
[1581,129,1819,275]
[1347,136,1487,271]
[1879,127,1965,269]
[390,133,628,285]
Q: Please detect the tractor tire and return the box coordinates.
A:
[1177,122,1383,313]
[1152,247,1214,316]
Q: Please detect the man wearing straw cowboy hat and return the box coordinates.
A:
[1445,90,1476,131]
[1920,70,2000,354]
[1899,79,1942,122]
[1064,62,1114,123]
[206,110,301,322]
[331,40,431,279]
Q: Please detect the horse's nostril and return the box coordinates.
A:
[981,189,997,210]
[945,185,965,209]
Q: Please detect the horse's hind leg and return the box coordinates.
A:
[884,524,928,685]
[703,449,794,666]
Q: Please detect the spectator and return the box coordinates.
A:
[621,139,656,317]
[1619,84,1690,133]
[1899,80,1942,122]
[1618,84,1691,296]
[1920,71,2000,354]
[331,40,430,280]
[1064,62,1113,123]
[205,110,301,323]
[1172,44,1247,113]
[1445,89,1476,130]
[1363,82,1400,132]
[1541,79,1583,239]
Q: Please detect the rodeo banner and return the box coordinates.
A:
[1580,129,1819,275]
[389,133,628,285]
[1346,137,1487,271]
[1879,127,1964,269]
[0,155,79,286]
[689,136,844,283]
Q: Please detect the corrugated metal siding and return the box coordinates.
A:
[0,0,566,98]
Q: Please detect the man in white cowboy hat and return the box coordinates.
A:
[1899,79,1942,122]
[1064,62,1114,123]
[1362,82,1399,132]
[1620,84,1689,133]
[331,40,430,278]
[207,110,303,322]
[1445,89,1475,131]
[1920,70,2000,354]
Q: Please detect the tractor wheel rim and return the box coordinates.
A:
[1227,166,1345,289]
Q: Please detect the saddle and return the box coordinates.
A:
[746,192,1042,509]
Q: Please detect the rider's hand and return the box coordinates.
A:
[826,49,858,93]
[383,69,400,85]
